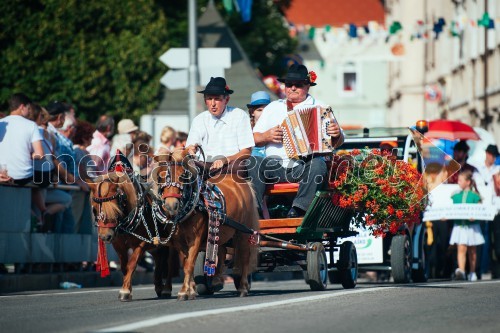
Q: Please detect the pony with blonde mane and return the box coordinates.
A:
[89,171,177,301]
[151,148,259,299]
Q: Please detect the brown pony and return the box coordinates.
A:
[88,171,176,301]
[151,149,259,299]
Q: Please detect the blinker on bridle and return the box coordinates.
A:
[157,160,190,199]
[92,180,128,227]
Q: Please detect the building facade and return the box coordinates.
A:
[285,0,389,128]
[386,0,500,142]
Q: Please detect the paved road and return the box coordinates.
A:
[2,279,500,333]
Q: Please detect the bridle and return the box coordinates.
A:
[155,154,202,224]
[158,161,185,199]
[91,179,129,228]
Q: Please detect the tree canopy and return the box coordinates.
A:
[0,0,296,120]
[0,0,170,121]
[218,0,297,76]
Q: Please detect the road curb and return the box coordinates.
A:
[0,270,304,294]
[0,271,156,294]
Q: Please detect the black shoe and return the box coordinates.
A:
[287,207,305,218]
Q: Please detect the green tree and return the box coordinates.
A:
[0,0,170,122]
[217,0,297,76]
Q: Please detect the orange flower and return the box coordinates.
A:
[332,147,425,237]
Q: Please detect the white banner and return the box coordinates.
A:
[334,227,384,264]
[425,184,499,221]
[423,203,497,221]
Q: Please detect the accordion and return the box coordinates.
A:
[281,105,337,159]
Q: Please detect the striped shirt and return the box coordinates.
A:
[186,107,255,162]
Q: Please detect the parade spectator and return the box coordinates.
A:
[247,91,271,158]
[46,102,76,179]
[491,172,500,279]
[156,126,177,153]
[111,119,138,160]
[0,93,44,185]
[175,131,188,148]
[477,144,500,188]
[448,170,484,281]
[474,144,500,278]
[447,140,478,184]
[28,104,72,230]
[87,115,115,175]
[72,120,96,234]
[249,64,344,218]
[186,77,254,173]
[132,131,154,180]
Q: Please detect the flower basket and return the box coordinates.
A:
[330,148,427,237]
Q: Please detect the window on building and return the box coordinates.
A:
[339,63,360,97]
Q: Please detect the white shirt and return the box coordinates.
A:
[0,115,42,179]
[110,133,133,160]
[476,163,500,187]
[253,95,331,167]
[186,107,255,162]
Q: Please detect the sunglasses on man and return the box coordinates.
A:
[285,81,308,88]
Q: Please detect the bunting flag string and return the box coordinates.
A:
[289,12,499,45]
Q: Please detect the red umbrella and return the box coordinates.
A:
[425,119,480,141]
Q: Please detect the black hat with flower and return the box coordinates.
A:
[278,64,317,86]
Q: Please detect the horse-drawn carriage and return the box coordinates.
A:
[89,125,427,300]
[246,125,429,287]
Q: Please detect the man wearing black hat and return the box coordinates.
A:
[476,144,500,188]
[446,140,478,184]
[186,77,254,172]
[249,64,344,218]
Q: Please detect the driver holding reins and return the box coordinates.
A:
[185,77,255,176]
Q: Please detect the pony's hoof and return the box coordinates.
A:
[119,292,132,302]
[177,293,188,301]
[239,290,248,297]
[188,293,197,300]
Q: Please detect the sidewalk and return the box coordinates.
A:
[0,270,303,294]
[0,270,157,294]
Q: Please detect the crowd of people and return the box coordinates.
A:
[427,140,500,281]
[0,94,188,236]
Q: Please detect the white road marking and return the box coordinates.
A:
[96,279,500,332]
[96,287,396,332]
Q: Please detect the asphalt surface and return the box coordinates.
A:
[1,279,500,333]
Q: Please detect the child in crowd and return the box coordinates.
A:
[175,131,188,148]
[449,170,485,281]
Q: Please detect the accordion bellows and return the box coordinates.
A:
[281,106,336,159]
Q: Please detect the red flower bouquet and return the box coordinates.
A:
[331,148,426,237]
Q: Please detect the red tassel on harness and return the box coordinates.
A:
[96,238,110,278]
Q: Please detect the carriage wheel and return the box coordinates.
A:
[338,241,358,289]
[194,251,214,295]
[391,234,412,283]
[306,242,328,291]
[411,224,429,283]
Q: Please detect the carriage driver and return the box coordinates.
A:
[249,64,345,218]
[185,77,255,174]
